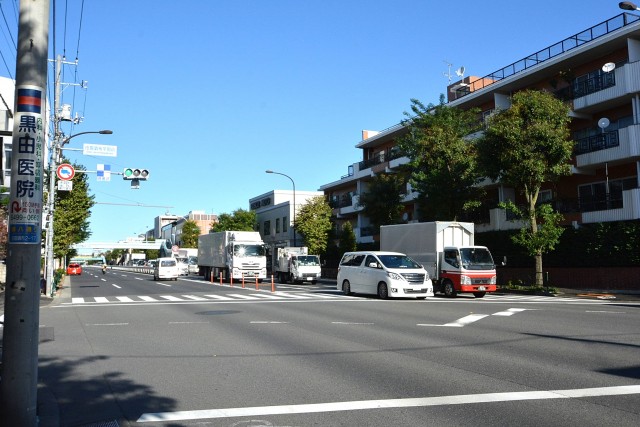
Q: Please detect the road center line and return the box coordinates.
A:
[137,385,640,423]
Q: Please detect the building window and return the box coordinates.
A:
[282,216,288,232]
[276,218,280,234]
[264,220,271,236]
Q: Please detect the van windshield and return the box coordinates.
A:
[296,256,319,266]
[460,248,494,270]
[377,255,422,269]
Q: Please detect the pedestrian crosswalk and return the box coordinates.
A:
[63,291,626,306]
[67,291,350,305]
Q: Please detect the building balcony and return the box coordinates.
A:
[575,124,640,168]
[581,188,640,223]
[572,61,640,111]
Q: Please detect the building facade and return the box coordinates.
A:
[250,189,324,249]
[321,12,640,243]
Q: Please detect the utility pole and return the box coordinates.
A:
[0,1,50,425]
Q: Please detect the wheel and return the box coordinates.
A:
[473,292,486,298]
[342,280,351,295]
[377,282,389,299]
[311,280,317,285]
[443,281,457,298]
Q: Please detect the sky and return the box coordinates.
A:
[0,0,631,244]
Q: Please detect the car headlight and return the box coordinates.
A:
[460,275,472,285]
[388,272,404,281]
[490,276,496,284]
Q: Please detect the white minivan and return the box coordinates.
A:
[153,257,179,281]
[337,251,433,299]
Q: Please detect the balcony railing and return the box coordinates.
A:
[453,13,639,100]
[574,130,619,155]
[358,147,404,171]
[579,194,624,212]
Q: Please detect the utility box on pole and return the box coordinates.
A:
[0,1,51,425]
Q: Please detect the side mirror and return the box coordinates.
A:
[368,262,378,268]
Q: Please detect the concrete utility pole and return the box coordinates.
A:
[0,1,51,425]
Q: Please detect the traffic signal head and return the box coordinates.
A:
[123,168,149,180]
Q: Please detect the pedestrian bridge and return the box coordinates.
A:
[71,239,170,250]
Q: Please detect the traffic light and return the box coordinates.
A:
[123,168,149,180]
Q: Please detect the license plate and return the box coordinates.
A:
[245,272,255,277]
[478,286,486,291]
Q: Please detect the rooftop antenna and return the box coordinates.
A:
[443,61,453,82]
[456,65,466,80]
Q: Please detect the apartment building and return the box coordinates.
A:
[320,12,640,243]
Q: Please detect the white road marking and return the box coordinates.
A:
[442,314,489,327]
[182,295,208,301]
[137,385,640,423]
[227,294,261,300]
[492,308,530,316]
[138,296,158,302]
[272,292,312,299]
[115,296,134,302]
[204,294,234,301]
[159,295,183,301]
[112,284,122,289]
[72,297,85,304]
[94,297,109,303]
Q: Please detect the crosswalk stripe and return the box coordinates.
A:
[272,292,312,299]
[182,295,208,301]
[203,294,234,300]
[295,292,339,299]
[138,296,158,302]
[227,294,261,300]
[159,295,183,301]
[72,297,85,304]
[248,293,286,299]
[116,296,135,302]
[94,297,109,303]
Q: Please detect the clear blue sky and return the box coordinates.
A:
[0,0,628,244]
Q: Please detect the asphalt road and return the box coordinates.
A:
[7,266,640,426]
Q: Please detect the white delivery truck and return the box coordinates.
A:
[380,222,500,298]
[178,248,199,274]
[273,247,321,284]
[198,231,267,282]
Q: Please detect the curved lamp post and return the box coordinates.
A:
[620,2,640,10]
[45,129,113,295]
[265,169,296,247]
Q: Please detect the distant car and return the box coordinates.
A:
[66,263,82,275]
[175,257,189,276]
[153,257,179,281]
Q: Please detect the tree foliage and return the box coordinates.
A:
[211,208,256,232]
[398,96,484,220]
[180,220,200,247]
[357,173,406,233]
[52,161,94,262]
[295,197,333,256]
[338,221,357,253]
[477,90,573,285]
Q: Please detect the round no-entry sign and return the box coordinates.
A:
[56,163,75,181]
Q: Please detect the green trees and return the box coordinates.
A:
[357,173,406,233]
[295,197,333,256]
[398,96,484,220]
[477,89,574,286]
[52,162,94,263]
[211,208,257,232]
[180,220,200,247]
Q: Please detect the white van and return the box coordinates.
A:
[153,257,179,281]
[337,251,433,299]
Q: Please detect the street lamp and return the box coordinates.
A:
[620,2,640,10]
[265,169,296,247]
[44,129,113,296]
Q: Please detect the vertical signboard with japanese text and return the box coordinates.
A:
[8,85,44,244]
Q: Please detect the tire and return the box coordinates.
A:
[377,282,389,300]
[342,280,351,296]
[443,281,457,298]
[473,291,486,298]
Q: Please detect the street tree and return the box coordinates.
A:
[357,173,406,233]
[180,220,200,247]
[211,208,257,232]
[52,162,94,264]
[295,196,333,256]
[398,96,484,221]
[477,89,573,286]
[338,221,357,253]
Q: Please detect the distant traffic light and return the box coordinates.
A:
[123,168,149,180]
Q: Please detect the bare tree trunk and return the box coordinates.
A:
[528,190,544,287]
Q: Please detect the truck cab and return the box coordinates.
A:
[438,246,497,298]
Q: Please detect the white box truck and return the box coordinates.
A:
[380,222,499,298]
[273,247,321,284]
[198,231,267,282]
[177,248,199,274]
